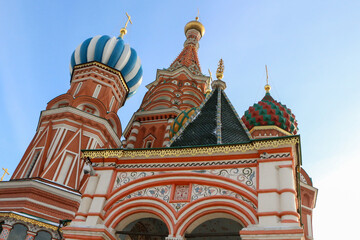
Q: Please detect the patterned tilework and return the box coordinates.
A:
[113,167,256,191]
[0,227,10,240]
[25,233,36,240]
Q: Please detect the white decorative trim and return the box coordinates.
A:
[39,107,121,146]
[92,84,102,98]
[130,128,139,134]
[128,136,136,142]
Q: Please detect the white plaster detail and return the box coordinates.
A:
[39,107,121,146]
[128,136,137,142]
[130,128,139,134]
[92,84,102,98]
[109,96,115,111]
[74,82,83,97]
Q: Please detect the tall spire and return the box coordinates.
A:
[264,64,271,93]
[168,17,205,76]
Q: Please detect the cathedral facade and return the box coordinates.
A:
[0,17,317,240]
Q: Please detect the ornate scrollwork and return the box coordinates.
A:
[82,137,299,160]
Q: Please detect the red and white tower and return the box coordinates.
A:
[0,25,143,237]
[11,62,128,190]
[123,18,210,149]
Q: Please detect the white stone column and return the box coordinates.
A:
[278,165,298,223]
[257,160,281,226]
[86,170,113,225]
[75,175,99,222]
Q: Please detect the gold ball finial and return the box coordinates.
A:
[119,12,132,39]
[264,84,271,93]
[216,59,224,80]
[265,65,271,93]
[119,28,127,39]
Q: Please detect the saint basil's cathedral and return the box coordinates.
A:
[0,16,317,240]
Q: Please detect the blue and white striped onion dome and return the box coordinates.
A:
[70,35,143,98]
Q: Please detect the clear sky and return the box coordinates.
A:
[0,1,359,238]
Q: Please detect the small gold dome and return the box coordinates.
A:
[184,18,205,37]
[264,84,271,93]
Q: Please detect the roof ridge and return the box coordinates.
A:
[216,88,222,144]
[221,90,252,139]
[168,45,202,75]
[170,88,251,147]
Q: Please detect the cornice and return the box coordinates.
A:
[0,212,58,231]
[38,106,121,146]
[82,136,300,160]
[250,125,291,136]
[123,108,181,137]
[146,68,210,89]
[0,179,81,201]
[71,61,129,93]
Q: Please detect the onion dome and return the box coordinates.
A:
[70,35,143,98]
[241,92,298,135]
[184,17,205,37]
[170,108,197,139]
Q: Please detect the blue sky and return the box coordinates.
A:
[0,1,359,238]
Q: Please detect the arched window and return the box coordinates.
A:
[73,82,83,97]
[35,230,52,240]
[185,218,243,239]
[25,149,42,178]
[117,218,168,240]
[8,224,27,240]
[92,84,102,98]
[109,96,115,111]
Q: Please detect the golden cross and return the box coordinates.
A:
[0,168,9,181]
[124,12,132,29]
[119,12,133,39]
[196,9,200,21]
[208,69,213,82]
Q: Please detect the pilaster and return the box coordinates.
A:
[25,231,36,240]
[126,121,141,149]
[0,224,12,240]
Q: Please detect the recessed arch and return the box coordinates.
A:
[116,217,169,240]
[8,223,28,240]
[184,216,243,239]
[104,197,175,235]
[35,230,52,240]
[178,211,246,237]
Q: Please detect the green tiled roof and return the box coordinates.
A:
[170,88,251,147]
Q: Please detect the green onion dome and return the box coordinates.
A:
[241,93,298,135]
[170,107,197,139]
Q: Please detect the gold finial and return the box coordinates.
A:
[264,65,271,93]
[184,11,205,37]
[206,69,212,94]
[119,12,132,39]
[216,59,224,80]
[0,168,9,181]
